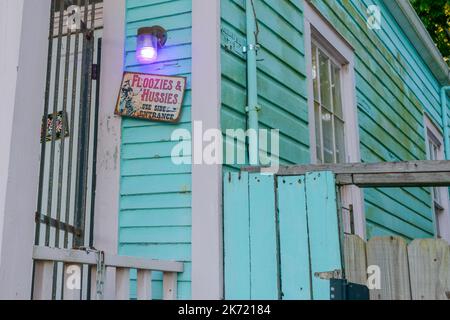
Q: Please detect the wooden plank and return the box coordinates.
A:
[244,161,450,187]
[137,270,152,300]
[305,171,342,300]
[115,268,130,300]
[163,272,177,300]
[33,246,183,272]
[367,237,411,300]
[249,173,279,299]
[277,175,312,300]
[344,235,367,286]
[408,239,450,300]
[339,172,450,188]
[32,261,54,300]
[244,160,450,175]
[223,172,251,299]
[63,264,81,300]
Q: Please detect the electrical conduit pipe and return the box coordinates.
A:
[246,0,260,165]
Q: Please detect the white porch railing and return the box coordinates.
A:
[32,246,183,300]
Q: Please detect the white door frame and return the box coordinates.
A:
[0,0,51,299]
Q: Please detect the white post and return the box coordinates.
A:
[137,269,152,300]
[93,0,125,300]
[191,0,223,300]
[33,261,54,300]
[0,0,51,299]
[163,272,178,300]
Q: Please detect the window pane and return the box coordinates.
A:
[322,108,334,163]
[332,64,343,118]
[315,102,322,163]
[335,117,346,163]
[319,50,332,110]
[312,46,319,101]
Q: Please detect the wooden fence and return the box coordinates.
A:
[344,235,450,300]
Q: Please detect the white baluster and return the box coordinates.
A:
[163,272,177,300]
[137,269,152,300]
[115,267,130,300]
[33,261,54,300]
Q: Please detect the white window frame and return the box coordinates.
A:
[424,115,450,241]
[304,1,366,238]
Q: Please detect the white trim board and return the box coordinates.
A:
[424,114,450,242]
[0,0,51,299]
[191,0,223,300]
[92,0,125,300]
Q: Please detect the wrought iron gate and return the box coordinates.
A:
[34,0,103,299]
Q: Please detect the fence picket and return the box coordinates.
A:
[367,237,411,300]
[344,235,367,286]
[408,239,450,300]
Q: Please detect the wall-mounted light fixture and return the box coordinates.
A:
[136,26,167,64]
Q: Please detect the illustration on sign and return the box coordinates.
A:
[115,72,187,123]
[41,111,69,143]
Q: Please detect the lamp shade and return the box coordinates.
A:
[136,26,167,65]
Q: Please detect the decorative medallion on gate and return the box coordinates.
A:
[41,111,70,143]
[115,71,187,123]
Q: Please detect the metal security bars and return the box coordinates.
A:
[34,0,103,300]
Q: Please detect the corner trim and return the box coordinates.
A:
[191,0,223,300]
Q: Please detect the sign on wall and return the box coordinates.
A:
[115,72,187,123]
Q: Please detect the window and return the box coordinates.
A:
[304,2,365,238]
[425,116,450,239]
[312,43,346,163]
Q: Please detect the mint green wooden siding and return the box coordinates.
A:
[310,0,437,240]
[221,0,440,240]
[221,0,309,167]
[121,0,192,299]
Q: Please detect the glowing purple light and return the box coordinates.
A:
[137,45,157,64]
[136,26,166,65]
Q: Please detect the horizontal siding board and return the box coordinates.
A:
[121,173,191,196]
[121,158,191,176]
[120,226,191,244]
[122,141,192,160]
[120,243,191,262]
[120,208,191,227]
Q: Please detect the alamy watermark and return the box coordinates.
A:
[170,121,280,173]
[367,265,381,290]
[65,265,81,291]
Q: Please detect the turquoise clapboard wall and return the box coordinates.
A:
[224,171,341,300]
[121,0,192,299]
[221,0,441,240]
[221,0,309,168]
